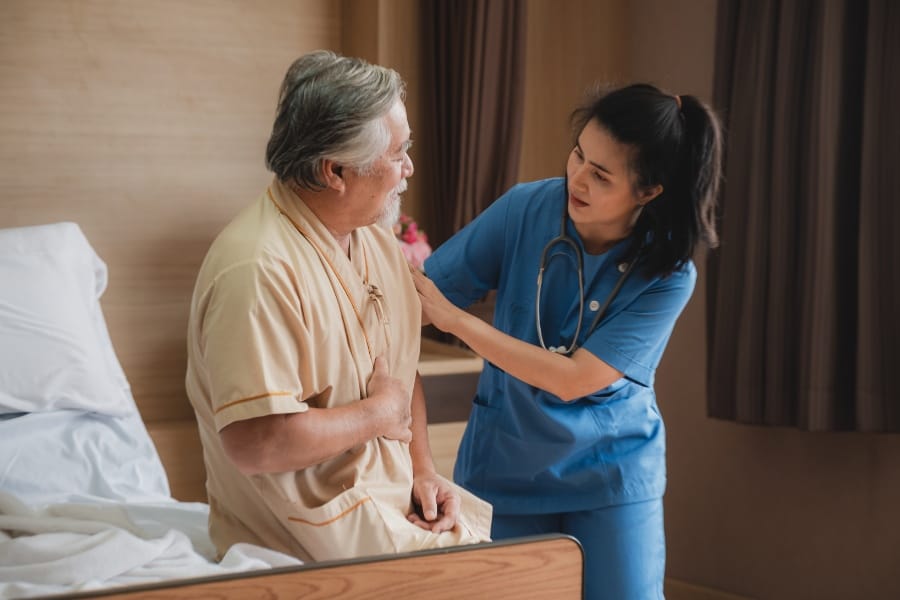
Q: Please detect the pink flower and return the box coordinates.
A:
[395,213,432,270]
[400,239,432,271]
[401,222,419,244]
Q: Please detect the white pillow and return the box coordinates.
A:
[0,222,131,416]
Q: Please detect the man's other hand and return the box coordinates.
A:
[366,355,412,442]
[407,472,460,533]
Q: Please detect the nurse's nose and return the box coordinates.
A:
[570,163,590,191]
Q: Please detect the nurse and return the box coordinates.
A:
[412,83,723,599]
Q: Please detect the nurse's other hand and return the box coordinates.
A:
[409,268,461,333]
[408,472,460,533]
[366,355,412,443]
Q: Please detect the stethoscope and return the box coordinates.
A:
[535,203,638,355]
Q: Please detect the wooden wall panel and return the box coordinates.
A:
[0,0,340,428]
[518,0,629,183]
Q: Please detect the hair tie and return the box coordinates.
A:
[674,95,682,110]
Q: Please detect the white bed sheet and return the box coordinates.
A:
[0,412,303,599]
[0,491,301,598]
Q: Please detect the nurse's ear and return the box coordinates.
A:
[321,160,346,193]
[637,184,663,207]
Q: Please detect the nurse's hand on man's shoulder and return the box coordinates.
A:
[409,267,459,333]
[366,355,412,443]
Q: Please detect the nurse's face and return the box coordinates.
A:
[343,99,415,229]
[565,119,658,246]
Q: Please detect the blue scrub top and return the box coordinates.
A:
[424,178,696,514]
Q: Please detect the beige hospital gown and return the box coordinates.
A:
[185,179,492,562]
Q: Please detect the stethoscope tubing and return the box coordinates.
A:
[535,203,637,355]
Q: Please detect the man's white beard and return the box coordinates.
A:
[377,181,406,229]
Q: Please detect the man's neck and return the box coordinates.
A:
[288,182,353,256]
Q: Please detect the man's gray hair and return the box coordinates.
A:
[265,50,406,190]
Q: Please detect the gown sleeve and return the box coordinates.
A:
[198,258,312,431]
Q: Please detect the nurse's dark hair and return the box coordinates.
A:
[571,83,723,278]
[266,50,405,191]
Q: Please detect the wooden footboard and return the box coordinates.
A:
[75,534,584,599]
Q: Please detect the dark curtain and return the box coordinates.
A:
[708,0,900,431]
[422,0,526,246]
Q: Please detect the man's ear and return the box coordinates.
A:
[321,160,346,192]
[638,184,663,206]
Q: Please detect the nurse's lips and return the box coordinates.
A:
[568,193,589,208]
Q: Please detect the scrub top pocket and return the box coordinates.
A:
[454,398,501,492]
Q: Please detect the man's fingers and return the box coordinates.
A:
[407,513,433,531]
[419,488,438,521]
[429,512,456,533]
[441,492,460,519]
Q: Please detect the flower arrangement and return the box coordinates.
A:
[394,213,432,271]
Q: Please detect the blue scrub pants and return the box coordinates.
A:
[491,498,665,600]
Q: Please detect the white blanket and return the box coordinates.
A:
[0,492,302,599]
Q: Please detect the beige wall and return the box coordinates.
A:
[519,0,630,182]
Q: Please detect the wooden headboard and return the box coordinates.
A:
[0,1,342,499]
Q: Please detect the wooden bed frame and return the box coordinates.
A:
[67,535,583,599]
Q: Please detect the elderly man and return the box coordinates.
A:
[185,50,491,562]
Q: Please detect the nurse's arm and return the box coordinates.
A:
[412,269,621,401]
[451,312,623,401]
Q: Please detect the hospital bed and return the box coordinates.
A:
[0,222,583,599]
